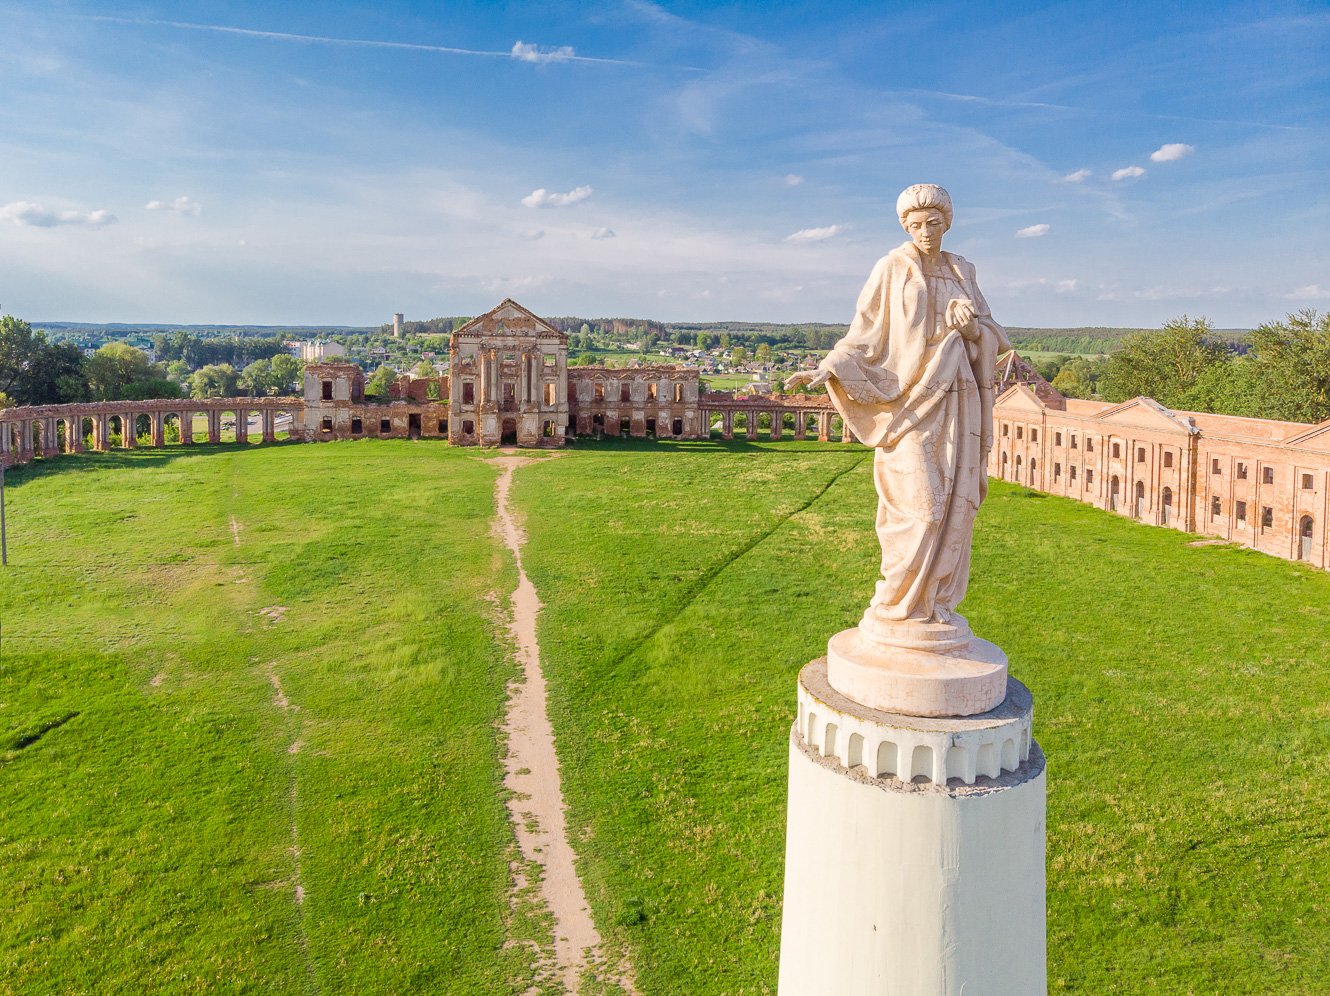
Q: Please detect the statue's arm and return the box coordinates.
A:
[788,255,893,392]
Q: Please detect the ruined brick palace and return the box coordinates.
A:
[3,300,1327,570]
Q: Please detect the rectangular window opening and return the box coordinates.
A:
[379,419,391,434]
[1263,466,1274,485]
[1236,500,1247,522]
[594,383,605,401]
[351,417,362,434]
[1302,473,1314,490]
[462,381,475,404]
[321,381,333,401]
[1237,462,1248,480]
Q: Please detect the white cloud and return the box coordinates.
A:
[784,224,845,244]
[785,173,804,186]
[1063,169,1091,183]
[1288,284,1330,300]
[1016,223,1050,238]
[0,201,117,227]
[146,195,202,216]
[590,227,616,240]
[511,40,575,64]
[1150,143,1194,163]
[1111,165,1146,181]
[520,229,545,241]
[1056,279,1078,293]
[521,185,593,208]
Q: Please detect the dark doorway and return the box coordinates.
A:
[1134,480,1146,519]
[502,418,518,445]
[672,418,683,436]
[1300,516,1314,561]
[1110,476,1120,511]
[408,413,421,439]
[646,417,657,436]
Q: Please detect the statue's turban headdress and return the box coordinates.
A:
[896,184,954,231]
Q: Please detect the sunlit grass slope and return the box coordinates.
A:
[515,439,1330,995]
[0,442,530,994]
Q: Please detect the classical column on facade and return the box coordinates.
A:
[817,412,830,442]
[235,408,249,444]
[0,422,9,465]
[179,411,192,444]
[151,413,166,448]
[92,414,107,451]
[794,413,807,441]
[122,413,137,449]
[769,411,782,441]
[842,420,855,443]
[207,410,220,444]
[746,411,759,440]
[722,411,734,440]
[262,409,277,443]
[43,418,60,456]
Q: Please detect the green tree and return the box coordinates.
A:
[730,346,749,365]
[696,332,712,351]
[189,363,240,398]
[755,343,773,365]
[0,315,89,404]
[1239,309,1330,423]
[412,359,437,379]
[366,365,398,398]
[85,342,158,400]
[270,354,302,394]
[240,358,277,396]
[718,333,731,351]
[1100,316,1230,407]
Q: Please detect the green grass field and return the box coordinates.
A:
[0,442,536,994]
[4,438,1329,993]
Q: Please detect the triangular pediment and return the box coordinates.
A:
[455,299,565,340]
[1284,418,1330,451]
[993,383,1047,413]
[1095,397,1195,434]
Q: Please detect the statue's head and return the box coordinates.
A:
[896,183,953,256]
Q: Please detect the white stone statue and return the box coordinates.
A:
[787,184,1010,713]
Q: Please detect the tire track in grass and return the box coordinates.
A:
[490,453,636,995]
[600,452,868,679]
[230,453,315,990]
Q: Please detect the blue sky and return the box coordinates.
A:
[1,1,1327,326]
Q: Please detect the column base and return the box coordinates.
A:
[779,659,1046,995]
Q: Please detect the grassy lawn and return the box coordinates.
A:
[0,441,532,994]
[4,437,1329,993]
[513,440,1330,994]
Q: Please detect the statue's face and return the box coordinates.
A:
[903,208,946,255]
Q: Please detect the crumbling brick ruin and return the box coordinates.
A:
[5,297,1327,572]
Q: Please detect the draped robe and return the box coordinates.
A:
[822,242,1010,625]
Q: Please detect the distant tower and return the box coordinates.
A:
[393,313,404,338]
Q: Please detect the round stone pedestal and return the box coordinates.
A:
[827,626,1008,718]
[778,659,1046,995]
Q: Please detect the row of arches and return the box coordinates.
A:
[802,709,1024,786]
[1,405,296,466]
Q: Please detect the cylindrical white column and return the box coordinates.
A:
[778,659,1046,995]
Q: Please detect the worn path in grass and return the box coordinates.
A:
[490,453,636,995]
[514,438,1330,994]
[0,442,536,994]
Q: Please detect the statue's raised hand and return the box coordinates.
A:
[946,298,978,338]
[785,368,831,391]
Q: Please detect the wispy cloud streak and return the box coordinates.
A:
[80,15,650,67]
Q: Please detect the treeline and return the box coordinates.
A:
[151,331,290,368]
[1,316,304,405]
[1092,312,1330,424]
[1007,326,1252,356]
